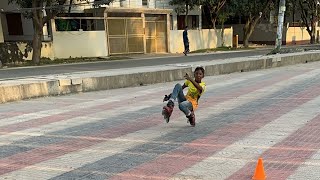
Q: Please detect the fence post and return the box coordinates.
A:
[233,35,238,48]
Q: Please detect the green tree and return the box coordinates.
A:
[9,0,67,64]
[286,0,298,23]
[298,0,319,44]
[217,5,234,46]
[169,0,200,26]
[231,0,274,47]
[202,0,227,29]
[9,0,111,64]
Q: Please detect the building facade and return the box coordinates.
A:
[0,0,202,42]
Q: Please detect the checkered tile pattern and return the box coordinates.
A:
[1,62,320,180]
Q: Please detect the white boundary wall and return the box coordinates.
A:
[51,19,108,59]
[169,28,233,53]
[52,31,108,59]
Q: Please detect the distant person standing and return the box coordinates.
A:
[183,26,190,56]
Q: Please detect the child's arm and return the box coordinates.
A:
[184,73,203,93]
[182,84,187,89]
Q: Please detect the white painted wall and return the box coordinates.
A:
[52,31,108,59]
[286,27,316,45]
[169,28,233,53]
[11,30,108,60]
[18,27,231,59]
[19,42,55,60]
[51,18,108,59]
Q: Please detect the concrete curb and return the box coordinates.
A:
[1,51,320,104]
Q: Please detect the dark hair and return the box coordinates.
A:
[194,66,205,76]
[185,26,188,28]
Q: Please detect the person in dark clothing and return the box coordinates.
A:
[183,26,189,56]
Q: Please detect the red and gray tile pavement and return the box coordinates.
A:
[0,61,320,180]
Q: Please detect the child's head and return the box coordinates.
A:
[194,66,205,82]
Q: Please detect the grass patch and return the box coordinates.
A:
[191,46,254,53]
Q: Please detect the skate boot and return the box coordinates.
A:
[163,94,172,102]
[187,111,195,127]
[162,100,174,123]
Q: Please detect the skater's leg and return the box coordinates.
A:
[169,83,187,104]
[163,83,183,121]
[178,101,193,116]
[179,101,195,126]
[163,83,187,122]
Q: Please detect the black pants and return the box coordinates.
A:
[184,43,189,53]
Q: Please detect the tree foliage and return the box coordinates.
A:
[298,0,319,44]
[9,0,112,64]
[9,0,67,64]
[217,4,234,46]
[286,0,298,21]
[230,0,275,47]
[202,0,227,29]
[169,0,200,26]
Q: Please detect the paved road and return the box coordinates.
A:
[0,49,271,80]
[0,61,319,179]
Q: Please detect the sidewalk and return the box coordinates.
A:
[1,60,320,179]
[1,50,320,104]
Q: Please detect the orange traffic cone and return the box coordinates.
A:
[252,158,266,180]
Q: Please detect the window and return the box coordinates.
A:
[55,19,105,31]
[142,0,148,6]
[6,13,23,35]
[177,15,199,30]
[190,15,199,29]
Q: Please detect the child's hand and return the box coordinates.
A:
[184,73,192,81]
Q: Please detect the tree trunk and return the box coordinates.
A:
[310,20,316,44]
[68,0,73,13]
[211,18,217,30]
[243,16,260,48]
[221,22,225,47]
[310,33,316,44]
[32,21,43,65]
[299,1,318,44]
[243,32,249,48]
[31,0,45,64]
[67,0,73,29]
[243,20,251,48]
[185,3,189,27]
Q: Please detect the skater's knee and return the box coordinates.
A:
[179,104,191,116]
[175,83,182,89]
[178,103,183,111]
[178,102,188,111]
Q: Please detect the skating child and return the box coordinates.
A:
[162,67,206,127]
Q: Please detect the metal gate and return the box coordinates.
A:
[145,15,167,53]
[106,17,144,55]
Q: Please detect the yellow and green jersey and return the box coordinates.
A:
[184,80,206,110]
